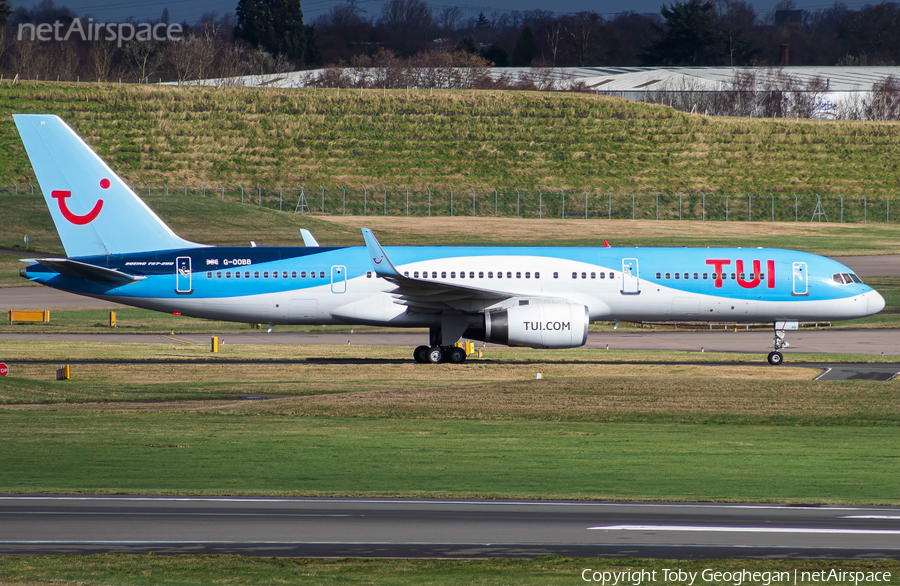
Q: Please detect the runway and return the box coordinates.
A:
[2,496,899,559]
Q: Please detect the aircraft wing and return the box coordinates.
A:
[361,228,516,312]
[23,258,147,285]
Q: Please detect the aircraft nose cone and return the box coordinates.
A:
[868,289,886,315]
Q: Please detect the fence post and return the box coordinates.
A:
[679,193,682,220]
[145,182,150,196]
[607,190,612,220]
[701,191,705,221]
[449,188,453,216]
[516,188,520,218]
[321,186,325,214]
[794,194,797,222]
[561,189,565,218]
[295,185,304,213]
[864,196,867,223]
[164,182,168,196]
[220,184,224,200]
[427,187,431,217]
[494,188,498,217]
[240,185,244,203]
[472,188,476,216]
[12,181,17,194]
[182,183,187,196]
[406,187,409,217]
[584,190,588,219]
[631,191,635,220]
[257,184,261,206]
[279,185,283,211]
[771,193,774,222]
[364,187,367,216]
[887,197,890,224]
[539,189,543,219]
[28,182,34,195]
[655,191,659,220]
[748,193,751,221]
[383,187,387,216]
[201,183,205,197]
[725,192,729,221]
[840,195,843,223]
[341,186,346,216]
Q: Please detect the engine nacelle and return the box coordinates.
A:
[481,303,590,349]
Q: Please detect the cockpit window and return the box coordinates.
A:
[833,272,864,285]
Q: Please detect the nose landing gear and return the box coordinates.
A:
[767,325,790,365]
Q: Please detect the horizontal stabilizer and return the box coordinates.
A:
[26,258,146,285]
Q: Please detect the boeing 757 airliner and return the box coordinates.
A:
[13,114,885,365]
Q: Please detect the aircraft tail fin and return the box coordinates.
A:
[13,114,202,258]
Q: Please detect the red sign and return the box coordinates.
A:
[0,363,8,377]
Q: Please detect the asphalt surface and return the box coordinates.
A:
[2,496,899,559]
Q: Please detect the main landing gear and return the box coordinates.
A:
[767,324,790,365]
[414,345,467,364]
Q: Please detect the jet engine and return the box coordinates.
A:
[469,303,590,349]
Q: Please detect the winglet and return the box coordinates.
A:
[300,229,320,247]
[361,228,401,278]
[603,239,611,248]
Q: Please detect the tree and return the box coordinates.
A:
[511,26,536,66]
[475,12,489,28]
[0,0,11,26]
[481,44,508,66]
[562,11,605,66]
[643,0,727,65]
[236,0,307,64]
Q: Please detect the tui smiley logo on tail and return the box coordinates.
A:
[51,178,109,225]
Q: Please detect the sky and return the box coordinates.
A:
[10,0,879,26]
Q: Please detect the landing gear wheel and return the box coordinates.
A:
[414,345,430,364]
[767,351,784,366]
[428,346,444,364]
[448,346,467,364]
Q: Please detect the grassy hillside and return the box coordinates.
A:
[2,81,900,195]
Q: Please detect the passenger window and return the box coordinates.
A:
[246,271,251,278]
[272,271,278,279]
[291,271,297,278]
[441,271,447,278]
[206,272,212,278]
[319,271,325,279]
[740,273,745,280]
[759,273,765,280]
[675,273,680,279]
[226,272,231,278]
[235,272,241,279]
[581,272,586,279]
[693,273,698,280]
[702,273,708,280]
[525,272,530,279]
[432,272,438,278]
[479,272,484,278]
[488,272,493,278]
[600,272,605,279]
[263,272,269,278]
[299,271,305,278]
[665,273,670,279]
[572,272,577,279]
[656,272,661,279]
[216,272,221,278]
[403,271,408,277]
[470,272,475,278]
[451,272,456,278]
[283,272,288,279]
[367,271,372,278]
[414,271,419,278]
[535,272,540,279]
[609,272,615,278]
[591,272,596,279]
[683,273,689,279]
[459,271,465,278]
[730,273,736,280]
[553,272,558,279]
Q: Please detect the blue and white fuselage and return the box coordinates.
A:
[13,114,884,365]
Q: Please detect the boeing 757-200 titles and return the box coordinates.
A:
[13,114,885,365]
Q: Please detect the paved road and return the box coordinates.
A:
[2,496,899,559]
[839,255,900,277]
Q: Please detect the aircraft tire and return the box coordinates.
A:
[428,346,444,364]
[767,351,784,365]
[414,345,430,363]
[448,346,467,364]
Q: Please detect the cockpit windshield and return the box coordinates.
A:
[833,272,864,285]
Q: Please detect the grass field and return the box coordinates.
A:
[2,556,898,586]
[1,341,899,503]
[2,82,900,198]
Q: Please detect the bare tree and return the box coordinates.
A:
[544,19,562,67]
[89,40,117,82]
[562,11,605,67]
[864,75,900,121]
[124,39,164,83]
[437,6,463,32]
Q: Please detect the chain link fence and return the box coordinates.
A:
[1,182,895,224]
